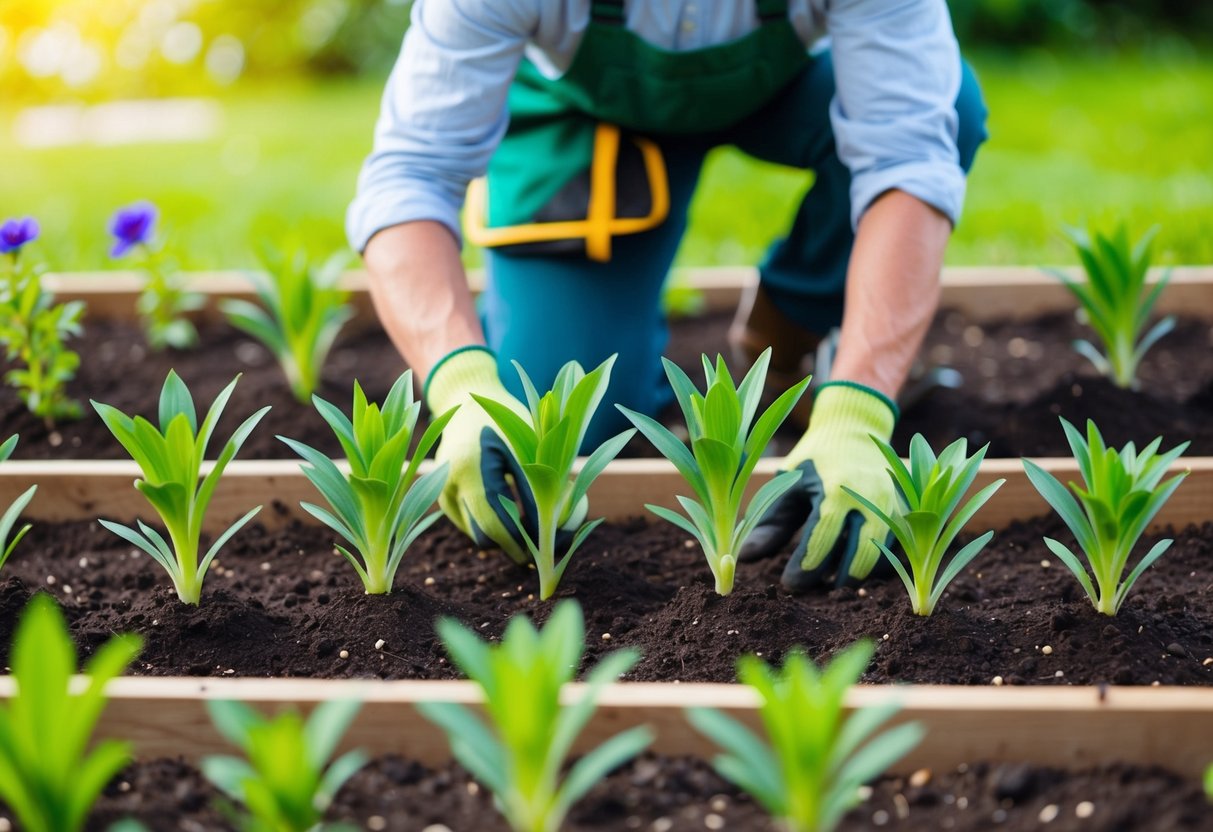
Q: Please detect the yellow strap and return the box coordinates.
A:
[612,134,669,234]
[584,123,619,261]
[464,126,671,259]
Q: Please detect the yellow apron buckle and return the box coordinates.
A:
[465,124,670,263]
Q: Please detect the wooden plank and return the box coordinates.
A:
[43,266,1213,321]
[0,457,1208,533]
[0,677,1208,776]
[938,266,1213,322]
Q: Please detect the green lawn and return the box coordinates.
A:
[3,50,1211,270]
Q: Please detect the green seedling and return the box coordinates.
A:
[204,699,366,832]
[1023,418,1189,615]
[135,251,204,351]
[279,372,455,594]
[474,357,634,600]
[1048,224,1174,389]
[688,641,922,832]
[619,349,810,594]
[0,260,84,424]
[0,594,142,832]
[419,601,653,832]
[843,434,1004,616]
[92,370,269,604]
[222,247,353,403]
[0,434,36,571]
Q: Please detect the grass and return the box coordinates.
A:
[2,50,1211,270]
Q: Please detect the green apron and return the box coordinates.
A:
[467,0,810,260]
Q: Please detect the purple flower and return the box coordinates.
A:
[0,217,40,255]
[108,201,158,258]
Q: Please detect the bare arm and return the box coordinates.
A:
[830,189,950,398]
[362,221,486,383]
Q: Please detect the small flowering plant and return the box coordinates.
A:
[0,215,84,424]
[0,217,40,259]
[108,202,203,350]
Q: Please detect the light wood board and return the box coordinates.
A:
[43,266,1213,322]
[0,457,1207,534]
[0,677,1209,776]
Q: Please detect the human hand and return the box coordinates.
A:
[739,382,898,590]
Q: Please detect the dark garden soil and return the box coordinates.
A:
[84,754,1213,831]
[1,308,1210,461]
[0,508,1210,686]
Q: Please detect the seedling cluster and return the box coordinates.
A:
[0,216,1203,826]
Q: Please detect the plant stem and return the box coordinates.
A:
[537,511,559,601]
[364,540,389,594]
[168,523,200,605]
[1112,335,1136,389]
[711,489,737,596]
[714,554,736,595]
[913,580,933,616]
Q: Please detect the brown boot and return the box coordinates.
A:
[727,282,819,430]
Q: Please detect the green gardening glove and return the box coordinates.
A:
[425,346,539,564]
[739,382,899,590]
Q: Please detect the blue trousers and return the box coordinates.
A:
[483,53,989,448]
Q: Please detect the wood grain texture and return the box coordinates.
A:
[44,266,1213,321]
[0,457,1207,533]
[0,677,1209,775]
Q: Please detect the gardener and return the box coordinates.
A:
[347,0,988,590]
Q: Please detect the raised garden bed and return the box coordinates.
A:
[3,267,1210,460]
[0,457,1207,685]
[8,676,1213,830]
[0,267,1211,830]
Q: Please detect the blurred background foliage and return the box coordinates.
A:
[0,0,1210,268]
[2,0,1210,99]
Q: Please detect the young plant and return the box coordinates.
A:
[0,594,142,832]
[0,216,84,424]
[92,370,270,605]
[688,641,922,832]
[1048,223,1174,389]
[842,435,1005,616]
[618,349,810,595]
[221,246,353,403]
[278,372,455,594]
[418,600,653,832]
[1023,418,1189,615]
[203,698,366,832]
[473,356,634,600]
[0,434,37,571]
[109,202,204,350]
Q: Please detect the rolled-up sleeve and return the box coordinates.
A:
[345,0,535,252]
[826,0,965,228]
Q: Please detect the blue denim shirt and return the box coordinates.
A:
[347,0,966,252]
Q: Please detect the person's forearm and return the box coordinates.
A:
[831,190,951,399]
[362,221,486,384]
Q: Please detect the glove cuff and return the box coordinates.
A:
[810,382,898,439]
[424,346,504,413]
